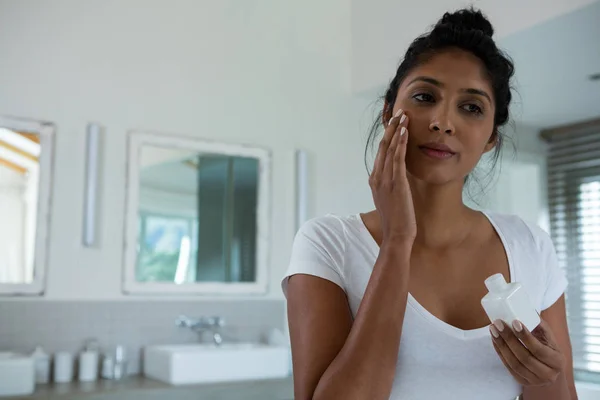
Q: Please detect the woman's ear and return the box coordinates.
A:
[483,130,498,153]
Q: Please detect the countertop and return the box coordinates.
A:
[4,376,294,400]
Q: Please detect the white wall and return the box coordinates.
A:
[0,0,374,300]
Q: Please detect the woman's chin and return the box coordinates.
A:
[407,165,463,186]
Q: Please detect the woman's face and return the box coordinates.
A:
[390,48,497,185]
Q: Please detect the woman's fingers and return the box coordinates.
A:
[370,109,404,186]
[492,340,530,385]
[382,123,401,182]
[512,320,565,371]
[393,120,409,181]
[491,323,539,384]
[383,113,408,182]
[491,320,563,386]
[495,321,558,383]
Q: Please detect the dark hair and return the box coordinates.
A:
[365,8,515,192]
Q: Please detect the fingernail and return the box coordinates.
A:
[399,114,406,124]
[493,320,504,332]
[394,109,403,118]
[400,127,407,136]
[490,325,499,338]
[512,320,523,332]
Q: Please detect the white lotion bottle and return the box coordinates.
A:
[481,273,540,332]
[53,352,74,383]
[31,346,50,384]
[78,350,99,382]
[78,339,99,382]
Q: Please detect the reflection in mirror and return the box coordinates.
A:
[138,147,259,283]
[0,129,39,283]
[0,116,54,295]
[124,132,270,295]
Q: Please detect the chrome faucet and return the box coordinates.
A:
[176,315,225,346]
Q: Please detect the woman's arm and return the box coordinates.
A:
[522,295,577,400]
[287,241,412,400]
[287,109,414,400]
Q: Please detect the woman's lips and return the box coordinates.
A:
[418,145,456,160]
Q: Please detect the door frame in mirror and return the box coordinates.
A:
[0,116,55,296]
[123,131,271,296]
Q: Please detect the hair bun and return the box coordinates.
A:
[437,8,494,37]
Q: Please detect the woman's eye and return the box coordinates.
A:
[413,93,434,102]
[461,103,483,114]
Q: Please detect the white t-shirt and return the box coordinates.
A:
[282,211,568,400]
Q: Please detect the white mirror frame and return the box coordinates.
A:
[0,116,55,296]
[123,131,271,296]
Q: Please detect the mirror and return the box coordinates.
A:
[0,116,54,295]
[123,131,271,295]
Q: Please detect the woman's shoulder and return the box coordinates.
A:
[483,211,554,254]
[283,214,365,294]
[296,213,362,243]
[484,211,567,310]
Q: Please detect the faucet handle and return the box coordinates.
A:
[211,316,225,327]
[175,315,193,327]
[176,315,225,329]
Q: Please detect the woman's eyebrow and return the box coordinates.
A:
[462,88,492,104]
[407,76,492,104]
[407,76,442,87]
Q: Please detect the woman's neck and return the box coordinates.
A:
[409,176,477,249]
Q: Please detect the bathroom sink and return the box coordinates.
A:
[143,343,290,385]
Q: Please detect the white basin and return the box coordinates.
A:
[143,343,290,385]
[0,352,34,397]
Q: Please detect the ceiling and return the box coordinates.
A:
[499,0,600,129]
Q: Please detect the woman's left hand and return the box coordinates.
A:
[490,319,566,387]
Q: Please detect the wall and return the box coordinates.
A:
[463,123,547,220]
[0,0,373,301]
[487,123,549,230]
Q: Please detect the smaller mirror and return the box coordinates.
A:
[123,131,271,295]
[0,116,54,295]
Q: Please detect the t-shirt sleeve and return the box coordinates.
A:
[281,215,346,298]
[539,228,568,311]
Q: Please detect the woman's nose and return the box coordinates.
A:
[429,121,455,135]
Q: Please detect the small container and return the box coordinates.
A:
[112,346,128,380]
[78,350,98,382]
[78,339,99,382]
[53,352,74,383]
[31,346,50,384]
[481,273,541,332]
[101,355,114,380]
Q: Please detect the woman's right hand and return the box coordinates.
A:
[369,108,417,243]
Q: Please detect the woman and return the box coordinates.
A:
[282,8,577,400]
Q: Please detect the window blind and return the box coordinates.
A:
[543,120,600,383]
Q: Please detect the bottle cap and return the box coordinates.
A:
[485,273,507,292]
[115,345,126,362]
[83,338,100,352]
[31,346,48,358]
